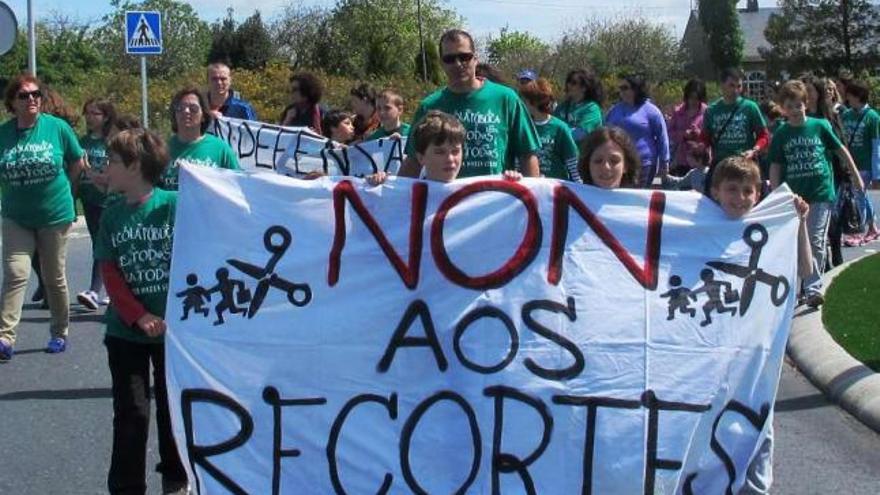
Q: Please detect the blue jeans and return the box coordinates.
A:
[856,170,876,231]
[803,201,832,296]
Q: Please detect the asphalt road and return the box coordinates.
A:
[1,203,879,494]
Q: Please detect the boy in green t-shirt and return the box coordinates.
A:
[769,80,864,306]
[518,78,580,181]
[96,128,188,494]
[842,80,880,241]
[367,89,411,141]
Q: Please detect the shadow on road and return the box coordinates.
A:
[775,393,829,412]
[0,387,112,401]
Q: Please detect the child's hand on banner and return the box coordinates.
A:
[137,313,167,337]
[366,171,388,186]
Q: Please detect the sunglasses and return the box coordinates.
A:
[441,52,475,65]
[175,103,202,114]
[16,90,42,101]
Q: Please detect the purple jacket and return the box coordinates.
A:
[606,100,671,168]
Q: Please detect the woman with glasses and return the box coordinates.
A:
[605,74,671,188]
[554,69,604,143]
[0,74,86,360]
[279,72,326,135]
[161,87,239,191]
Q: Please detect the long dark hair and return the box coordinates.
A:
[578,127,641,188]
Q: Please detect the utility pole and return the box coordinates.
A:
[417,0,427,83]
[27,0,36,75]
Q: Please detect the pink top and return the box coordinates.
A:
[667,102,708,168]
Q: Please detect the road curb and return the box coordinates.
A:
[787,255,880,433]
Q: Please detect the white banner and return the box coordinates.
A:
[166,164,798,494]
[210,116,406,177]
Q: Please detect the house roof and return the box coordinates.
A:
[738,7,780,62]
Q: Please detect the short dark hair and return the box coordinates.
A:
[720,67,744,83]
[475,63,507,85]
[3,73,41,113]
[846,79,870,104]
[169,87,212,134]
[779,80,808,104]
[413,110,465,155]
[565,69,604,104]
[378,89,404,109]
[82,98,118,138]
[113,114,142,134]
[578,127,641,188]
[711,156,761,191]
[621,73,649,105]
[683,78,707,103]
[438,29,475,56]
[289,72,323,106]
[107,128,169,185]
[322,110,353,139]
[350,83,377,106]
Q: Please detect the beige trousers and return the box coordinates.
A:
[0,219,71,346]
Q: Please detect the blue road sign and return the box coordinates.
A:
[125,11,162,55]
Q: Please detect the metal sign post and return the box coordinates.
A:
[125,11,163,128]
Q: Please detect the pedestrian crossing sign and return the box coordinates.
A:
[125,11,162,55]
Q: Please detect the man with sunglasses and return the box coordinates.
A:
[399,29,541,178]
[702,67,769,191]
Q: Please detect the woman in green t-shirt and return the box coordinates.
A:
[553,69,604,143]
[76,98,118,311]
[161,87,240,191]
[0,74,86,360]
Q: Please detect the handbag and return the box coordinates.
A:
[837,183,864,235]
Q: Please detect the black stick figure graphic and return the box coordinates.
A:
[692,268,737,327]
[659,275,697,320]
[176,274,210,321]
[707,224,790,316]
[227,225,312,318]
[136,19,151,46]
[207,268,249,326]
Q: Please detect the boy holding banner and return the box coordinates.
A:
[96,129,188,495]
[368,89,410,141]
[711,156,811,494]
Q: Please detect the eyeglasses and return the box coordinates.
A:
[618,85,632,91]
[441,52,475,65]
[16,90,42,101]
[175,103,202,114]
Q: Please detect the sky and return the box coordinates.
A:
[2,0,760,43]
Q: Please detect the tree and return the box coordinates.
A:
[762,0,880,75]
[314,0,462,78]
[234,11,273,70]
[414,41,444,84]
[484,27,550,76]
[208,9,238,65]
[699,0,743,74]
[270,4,330,69]
[94,0,211,77]
[549,16,684,84]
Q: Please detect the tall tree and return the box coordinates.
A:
[270,4,330,69]
[234,11,273,70]
[698,0,744,73]
[314,0,462,78]
[485,27,550,76]
[208,8,238,65]
[94,0,211,77]
[762,0,880,75]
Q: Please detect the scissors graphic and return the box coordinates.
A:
[706,224,790,316]
[227,225,312,318]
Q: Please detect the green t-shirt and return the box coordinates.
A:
[367,123,411,141]
[534,116,580,180]
[78,134,113,207]
[161,134,240,190]
[553,100,603,141]
[95,188,176,344]
[841,105,880,172]
[704,97,767,165]
[405,80,541,177]
[768,117,842,203]
[0,113,84,228]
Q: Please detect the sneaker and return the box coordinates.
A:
[45,337,66,354]
[0,339,13,362]
[99,295,110,306]
[863,230,880,243]
[805,293,825,308]
[843,234,864,247]
[31,286,44,302]
[76,290,99,311]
